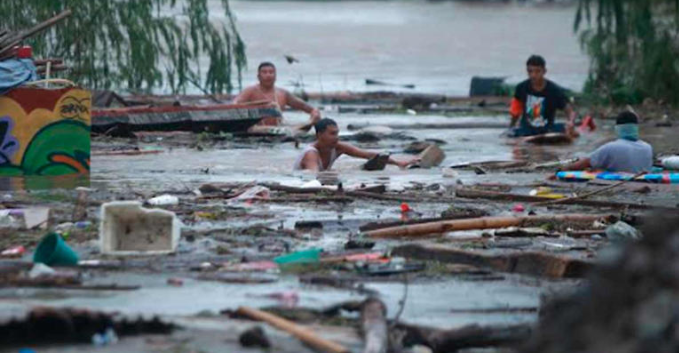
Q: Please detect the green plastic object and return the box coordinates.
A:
[274,248,321,265]
[33,233,79,266]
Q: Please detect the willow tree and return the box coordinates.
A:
[0,0,246,94]
[575,0,679,104]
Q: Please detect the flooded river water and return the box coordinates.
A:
[228,0,589,95]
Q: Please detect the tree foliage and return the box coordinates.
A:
[575,0,679,104]
[0,0,247,94]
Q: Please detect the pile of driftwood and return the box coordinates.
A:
[0,10,71,61]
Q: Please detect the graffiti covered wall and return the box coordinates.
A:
[0,87,90,177]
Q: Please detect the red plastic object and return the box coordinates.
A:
[400,202,411,212]
[512,204,525,212]
[17,45,33,59]
[1,245,26,257]
[579,114,597,132]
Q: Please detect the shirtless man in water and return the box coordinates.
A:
[235,62,321,133]
[294,118,418,171]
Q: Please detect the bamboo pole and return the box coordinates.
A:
[455,188,675,211]
[236,306,350,353]
[365,214,608,238]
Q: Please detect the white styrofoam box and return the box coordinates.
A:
[99,201,180,255]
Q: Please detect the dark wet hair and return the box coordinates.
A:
[258,62,276,72]
[315,118,338,134]
[526,55,546,68]
[616,111,639,125]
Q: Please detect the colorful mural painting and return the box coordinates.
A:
[0,87,91,178]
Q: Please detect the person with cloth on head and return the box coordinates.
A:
[294,118,418,172]
[508,55,578,138]
[235,62,321,133]
[562,111,653,173]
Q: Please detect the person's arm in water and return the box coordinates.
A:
[337,142,416,169]
[299,150,321,172]
[564,102,579,137]
[286,91,321,131]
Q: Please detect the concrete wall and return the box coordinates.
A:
[0,87,91,177]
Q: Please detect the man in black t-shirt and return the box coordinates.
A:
[508,55,577,137]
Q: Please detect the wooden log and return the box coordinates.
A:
[236,306,350,353]
[392,243,594,278]
[455,188,677,211]
[360,298,388,353]
[365,214,608,238]
[396,322,532,353]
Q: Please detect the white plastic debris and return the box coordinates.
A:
[147,194,179,206]
[442,168,459,178]
[29,263,56,279]
[100,201,181,255]
[660,156,679,170]
[606,221,642,242]
[229,186,270,203]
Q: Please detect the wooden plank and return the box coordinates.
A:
[392,243,594,278]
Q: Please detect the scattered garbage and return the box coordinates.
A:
[344,239,375,250]
[0,307,174,345]
[33,233,79,266]
[661,155,679,170]
[0,208,49,229]
[605,221,642,242]
[363,153,390,171]
[317,171,340,185]
[1,245,25,258]
[222,261,278,272]
[442,168,459,178]
[239,326,271,349]
[261,291,300,307]
[512,204,526,213]
[410,144,445,169]
[91,328,119,347]
[167,277,184,286]
[100,201,181,255]
[147,194,179,206]
[28,263,56,278]
[529,187,566,199]
[229,186,271,204]
[274,248,322,265]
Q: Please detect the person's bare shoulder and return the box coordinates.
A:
[234,85,258,103]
